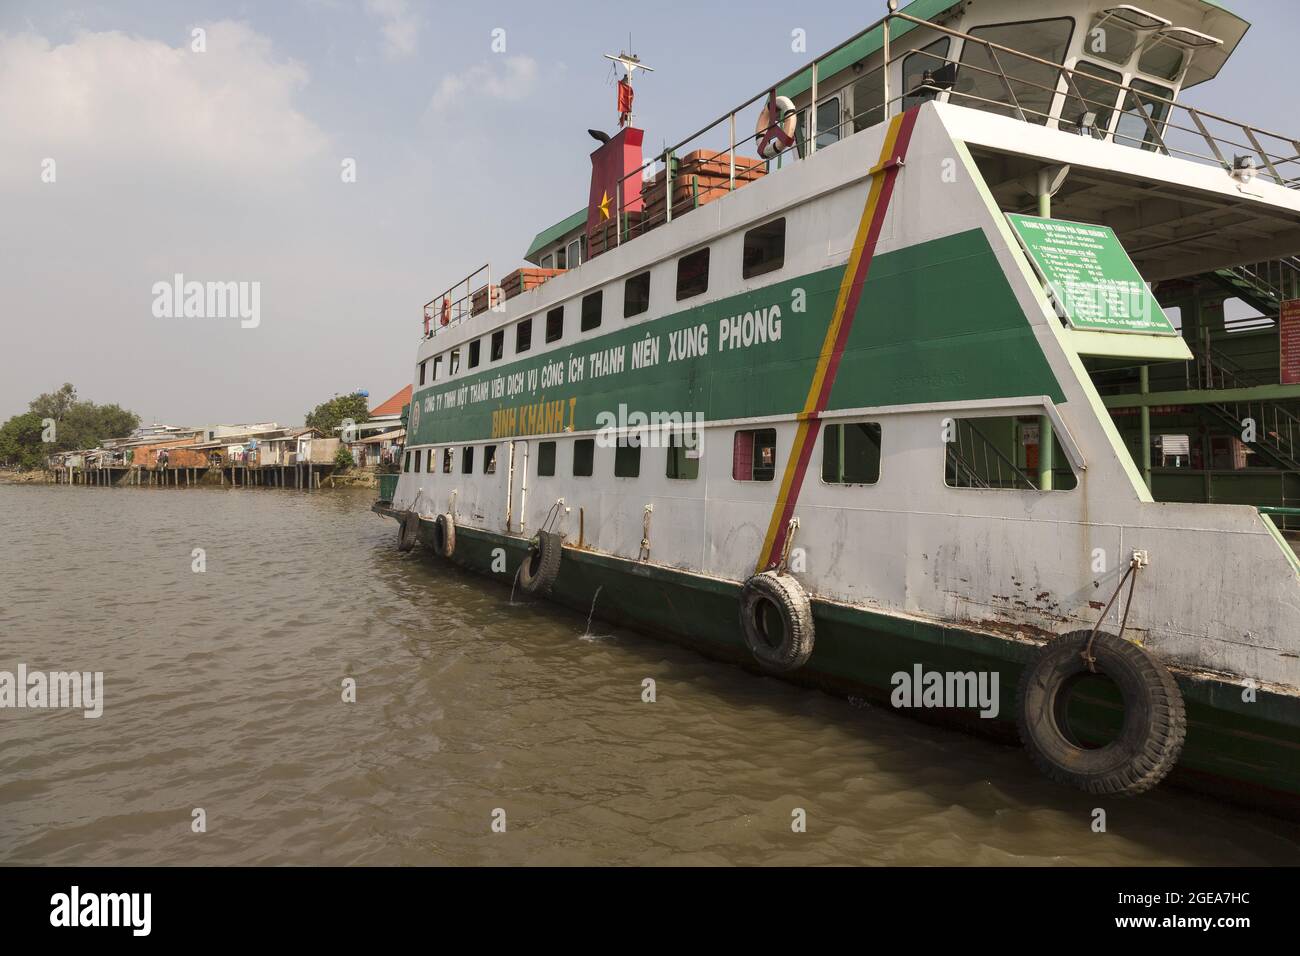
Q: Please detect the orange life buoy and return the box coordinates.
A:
[440,296,451,327]
[756,94,797,160]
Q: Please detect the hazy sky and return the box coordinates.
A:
[1,0,1294,426]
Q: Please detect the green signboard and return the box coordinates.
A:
[1006,214,1176,336]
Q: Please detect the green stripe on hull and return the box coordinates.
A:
[410,229,1064,446]
[415,518,1300,816]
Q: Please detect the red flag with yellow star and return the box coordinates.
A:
[587,126,644,250]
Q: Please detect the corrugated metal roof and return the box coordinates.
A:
[524,209,587,262]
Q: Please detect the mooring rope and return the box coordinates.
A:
[1082,555,1142,673]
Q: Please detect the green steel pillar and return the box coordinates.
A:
[1139,365,1151,490]
[1037,171,1054,490]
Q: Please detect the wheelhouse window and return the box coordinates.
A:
[901,38,952,112]
[624,271,650,317]
[468,339,481,369]
[490,329,504,362]
[614,438,640,478]
[666,433,699,480]
[1138,38,1186,81]
[516,318,532,354]
[555,246,567,269]
[483,444,497,474]
[733,429,776,481]
[944,416,1077,491]
[1061,60,1124,136]
[540,254,554,270]
[742,219,786,279]
[418,360,427,386]
[567,237,582,269]
[796,95,841,151]
[581,290,602,332]
[461,446,475,474]
[1115,79,1174,151]
[537,441,556,477]
[851,65,886,133]
[449,348,461,376]
[573,438,594,477]
[442,448,454,473]
[957,18,1075,125]
[676,248,710,300]
[431,354,443,380]
[822,422,882,485]
[1084,13,1138,67]
[545,306,564,343]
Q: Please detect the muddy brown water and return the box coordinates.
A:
[1,484,1296,865]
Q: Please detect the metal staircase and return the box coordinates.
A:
[944,420,1037,491]
[1211,256,1300,317]
[1189,346,1300,473]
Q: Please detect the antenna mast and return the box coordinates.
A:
[603,50,654,127]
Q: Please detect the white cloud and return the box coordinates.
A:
[428,55,538,113]
[363,0,420,60]
[0,21,328,183]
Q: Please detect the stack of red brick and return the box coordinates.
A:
[501,267,566,301]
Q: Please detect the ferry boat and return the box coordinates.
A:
[377,0,1300,814]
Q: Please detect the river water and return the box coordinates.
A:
[0,483,1295,865]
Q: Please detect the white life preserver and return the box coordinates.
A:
[756,95,797,160]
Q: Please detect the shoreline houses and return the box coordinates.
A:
[48,387,410,487]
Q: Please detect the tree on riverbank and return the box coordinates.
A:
[305,392,370,437]
[0,384,140,468]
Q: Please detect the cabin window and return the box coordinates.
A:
[428,449,437,473]
[581,290,603,331]
[796,96,842,151]
[461,446,475,474]
[556,245,567,269]
[676,248,710,300]
[624,271,651,317]
[743,219,786,279]
[1138,39,1185,81]
[468,339,481,368]
[666,433,700,480]
[403,451,411,473]
[541,254,554,270]
[1061,61,1124,136]
[413,449,423,472]
[1085,14,1138,67]
[573,438,595,477]
[567,238,582,269]
[1116,79,1173,150]
[483,444,497,474]
[822,422,882,485]
[614,438,640,478]
[944,415,1078,491]
[449,348,460,375]
[851,65,886,133]
[516,318,533,354]
[418,361,427,386]
[545,306,564,342]
[733,429,776,481]
[490,329,504,362]
[431,354,443,381]
[537,441,556,477]
[901,39,952,111]
[958,19,1075,125]
[442,448,454,473]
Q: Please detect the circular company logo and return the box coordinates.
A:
[410,399,421,438]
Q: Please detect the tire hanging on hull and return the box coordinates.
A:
[397,511,420,552]
[432,513,456,558]
[738,571,815,672]
[517,530,563,596]
[1016,629,1186,795]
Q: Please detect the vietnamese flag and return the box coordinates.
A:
[587,126,644,246]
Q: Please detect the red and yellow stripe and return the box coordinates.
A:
[755,109,919,573]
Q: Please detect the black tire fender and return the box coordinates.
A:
[397,511,420,552]
[432,512,456,558]
[1016,629,1186,796]
[739,571,815,672]
[518,530,563,595]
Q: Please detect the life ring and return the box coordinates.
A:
[432,512,456,558]
[755,95,797,160]
[517,530,563,595]
[398,510,420,552]
[1016,630,1186,795]
[440,296,451,327]
[739,571,815,672]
